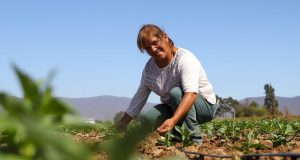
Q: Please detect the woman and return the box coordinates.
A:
[116,24,218,144]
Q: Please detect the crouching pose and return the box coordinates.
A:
[116,24,218,144]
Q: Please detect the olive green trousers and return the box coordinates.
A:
[141,87,218,143]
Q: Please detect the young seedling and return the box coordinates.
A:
[175,124,197,147]
[268,120,295,147]
[158,131,175,147]
[233,130,265,153]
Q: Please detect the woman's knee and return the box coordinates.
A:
[140,105,172,129]
[170,87,182,97]
[169,87,183,103]
[196,104,218,124]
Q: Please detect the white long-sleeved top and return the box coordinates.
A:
[125,48,216,118]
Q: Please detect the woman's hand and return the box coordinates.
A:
[157,118,176,135]
[157,92,198,135]
[115,112,132,132]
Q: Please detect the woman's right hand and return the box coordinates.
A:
[115,112,133,132]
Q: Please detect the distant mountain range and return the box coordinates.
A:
[61,96,156,121]
[240,96,300,115]
[61,95,300,121]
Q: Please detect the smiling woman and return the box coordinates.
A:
[137,24,176,68]
[115,24,218,145]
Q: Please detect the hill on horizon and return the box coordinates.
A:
[60,95,300,121]
[61,95,156,121]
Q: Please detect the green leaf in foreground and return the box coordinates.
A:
[101,120,152,160]
[0,65,92,160]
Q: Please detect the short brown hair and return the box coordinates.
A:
[137,24,174,53]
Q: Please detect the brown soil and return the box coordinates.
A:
[72,131,300,160]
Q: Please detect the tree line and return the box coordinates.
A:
[216,83,280,118]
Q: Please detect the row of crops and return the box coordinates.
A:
[54,118,300,159]
[200,118,300,153]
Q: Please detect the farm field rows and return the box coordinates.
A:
[61,118,300,159]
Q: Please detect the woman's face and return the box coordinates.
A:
[143,34,170,61]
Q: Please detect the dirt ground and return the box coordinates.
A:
[72,131,300,160]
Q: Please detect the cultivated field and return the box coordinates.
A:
[59,118,300,159]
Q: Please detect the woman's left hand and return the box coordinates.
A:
[157,118,176,135]
[157,92,197,135]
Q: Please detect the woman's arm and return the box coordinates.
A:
[157,92,198,134]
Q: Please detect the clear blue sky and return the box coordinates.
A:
[1,1,299,103]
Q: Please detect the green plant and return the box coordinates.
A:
[269,119,295,147]
[101,120,152,160]
[0,66,91,160]
[233,130,265,153]
[175,124,197,147]
[158,131,175,147]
